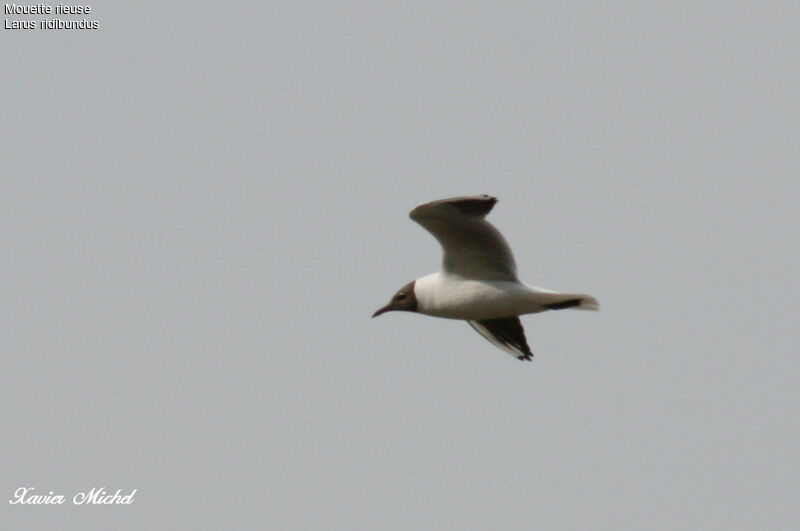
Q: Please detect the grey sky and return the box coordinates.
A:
[3,2,799,529]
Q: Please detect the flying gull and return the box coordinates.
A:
[372,195,598,361]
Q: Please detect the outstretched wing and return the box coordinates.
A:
[409,195,518,281]
[468,317,533,361]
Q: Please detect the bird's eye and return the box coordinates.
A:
[395,293,406,301]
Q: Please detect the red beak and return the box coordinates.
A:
[372,305,392,318]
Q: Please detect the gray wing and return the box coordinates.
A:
[468,317,533,361]
[409,195,518,280]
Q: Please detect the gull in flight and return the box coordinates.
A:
[372,195,598,361]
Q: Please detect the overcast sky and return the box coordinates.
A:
[3,2,799,529]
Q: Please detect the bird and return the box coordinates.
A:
[372,195,598,361]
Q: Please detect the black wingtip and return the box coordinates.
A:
[452,195,498,217]
[444,195,499,216]
[544,299,583,310]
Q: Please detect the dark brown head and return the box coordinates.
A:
[372,281,418,318]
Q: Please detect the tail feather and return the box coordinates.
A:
[575,295,599,311]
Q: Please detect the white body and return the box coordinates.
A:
[414,272,598,321]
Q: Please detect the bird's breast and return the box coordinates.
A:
[414,274,546,320]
